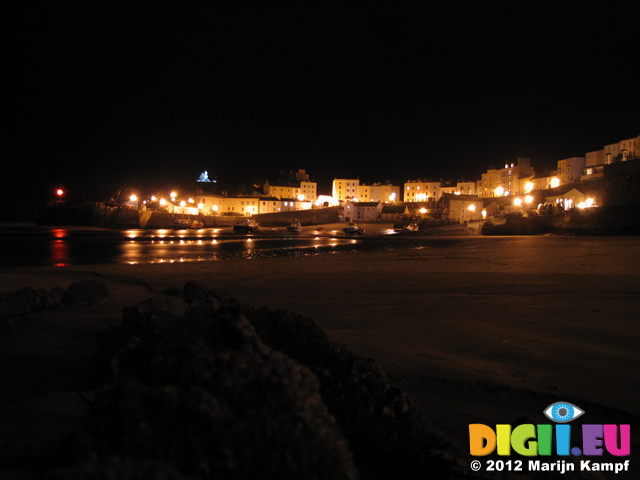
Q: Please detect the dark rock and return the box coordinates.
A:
[1,281,491,479]
[246,306,468,479]
[0,285,63,322]
[121,293,188,338]
[0,287,37,318]
[34,287,55,310]
[182,280,222,312]
[63,280,110,307]
[76,287,359,480]
[161,286,183,299]
[49,286,66,306]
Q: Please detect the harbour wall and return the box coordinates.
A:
[37,204,342,229]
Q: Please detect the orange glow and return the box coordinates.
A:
[50,229,69,266]
[52,228,67,239]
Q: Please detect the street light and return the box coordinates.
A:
[129,194,138,209]
[55,188,65,204]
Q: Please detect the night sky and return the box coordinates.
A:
[4,4,639,219]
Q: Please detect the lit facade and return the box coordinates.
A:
[332,178,359,201]
[582,135,639,180]
[456,181,476,195]
[263,179,318,203]
[298,181,317,202]
[195,194,292,215]
[557,157,585,185]
[618,136,640,160]
[600,136,640,164]
[223,196,260,216]
[585,149,605,167]
[358,182,400,202]
[258,197,282,214]
[545,188,601,210]
[477,158,535,198]
[343,201,383,221]
[195,194,225,215]
[440,193,484,222]
[357,184,370,201]
[531,174,559,191]
[440,182,477,196]
[403,180,442,202]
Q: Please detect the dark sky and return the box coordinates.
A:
[3,4,639,219]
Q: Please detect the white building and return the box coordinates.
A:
[557,157,585,185]
[403,180,442,202]
[343,201,383,221]
[332,178,360,202]
[263,175,318,203]
[477,158,535,198]
[440,193,484,222]
[358,182,400,203]
[582,135,639,181]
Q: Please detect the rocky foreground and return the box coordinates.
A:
[0,280,468,479]
[0,280,611,479]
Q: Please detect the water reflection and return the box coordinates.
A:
[117,229,358,265]
[0,227,362,267]
[50,229,70,267]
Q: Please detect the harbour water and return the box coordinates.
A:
[0,226,365,267]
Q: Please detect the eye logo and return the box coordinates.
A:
[543,402,584,423]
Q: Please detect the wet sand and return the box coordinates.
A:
[1,233,639,473]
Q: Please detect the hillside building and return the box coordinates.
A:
[332,178,360,202]
[477,158,535,198]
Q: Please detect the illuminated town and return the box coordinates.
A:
[45,133,639,230]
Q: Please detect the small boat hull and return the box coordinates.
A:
[233,220,261,233]
[170,219,204,230]
[343,223,364,234]
[287,221,302,233]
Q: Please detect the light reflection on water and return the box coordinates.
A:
[118,230,357,265]
[50,228,70,267]
[0,227,362,267]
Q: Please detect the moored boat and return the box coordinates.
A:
[233,219,261,233]
[343,222,365,234]
[170,218,204,230]
[287,220,302,233]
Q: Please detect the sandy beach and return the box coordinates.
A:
[1,233,638,476]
